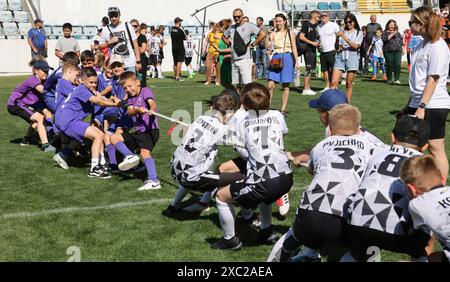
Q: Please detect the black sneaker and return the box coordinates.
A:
[19,137,31,146]
[88,165,112,179]
[258,226,280,245]
[211,236,243,250]
[162,204,181,216]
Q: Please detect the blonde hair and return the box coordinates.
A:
[328,104,361,135]
[412,6,442,42]
[95,51,106,69]
[400,155,442,187]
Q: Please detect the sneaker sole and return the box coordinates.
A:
[88,175,112,179]
[138,186,162,191]
[212,242,243,251]
[118,157,140,172]
[53,155,69,170]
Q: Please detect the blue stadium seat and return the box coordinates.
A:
[2,22,17,34]
[318,2,330,10]
[18,21,31,34]
[14,10,28,23]
[293,0,306,10]
[0,0,7,11]
[83,25,97,38]
[8,0,22,11]
[71,25,83,39]
[329,2,342,10]
[0,10,13,22]
[306,2,317,10]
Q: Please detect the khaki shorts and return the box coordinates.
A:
[232,58,253,85]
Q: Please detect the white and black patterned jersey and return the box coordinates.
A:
[227,108,249,160]
[299,135,373,217]
[409,186,450,261]
[241,110,291,184]
[171,115,226,183]
[348,145,422,235]
[147,34,161,55]
[183,38,195,58]
[325,126,385,149]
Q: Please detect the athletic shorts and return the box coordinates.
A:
[348,225,430,260]
[292,208,352,250]
[320,51,336,73]
[304,51,316,71]
[185,57,193,66]
[232,157,247,174]
[149,54,162,65]
[7,105,40,124]
[61,121,89,143]
[230,173,293,209]
[178,170,245,193]
[172,48,185,64]
[404,107,449,140]
[122,129,159,152]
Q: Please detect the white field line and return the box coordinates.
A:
[1,198,171,220]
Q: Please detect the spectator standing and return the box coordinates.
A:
[171,17,186,81]
[222,8,267,89]
[364,15,382,75]
[256,17,269,79]
[204,23,222,85]
[403,29,412,71]
[55,23,81,61]
[98,7,142,73]
[217,19,233,88]
[317,11,340,92]
[131,20,149,87]
[27,19,48,59]
[382,19,403,84]
[299,10,320,95]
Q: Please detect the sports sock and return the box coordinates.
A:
[258,203,272,230]
[156,66,163,76]
[199,191,212,204]
[241,207,253,221]
[280,229,302,261]
[91,158,99,170]
[171,185,189,208]
[105,144,117,165]
[99,153,106,166]
[144,157,158,181]
[149,65,155,75]
[115,142,133,157]
[216,197,236,240]
[302,247,321,259]
[340,250,357,262]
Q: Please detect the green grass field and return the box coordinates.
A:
[0,70,448,262]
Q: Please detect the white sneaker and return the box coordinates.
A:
[394,80,401,85]
[118,155,140,172]
[138,179,162,191]
[320,87,330,93]
[301,89,316,96]
[277,194,290,216]
[158,75,165,79]
[182,202,210,213]
[341,80,346,85]
[53,153,69,170]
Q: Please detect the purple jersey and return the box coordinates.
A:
[43,66,62,98]
[55,85,93,129]
[55,78,76,111]
[97,72,113,95]
[127,87,159,132]
[112,78,126,100]
[7,75,42,107]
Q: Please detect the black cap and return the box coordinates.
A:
[393,115,430,147]
[33,61,54,72]
[34,18,43,24]
[108,7,120,16]
[174,17,183,24]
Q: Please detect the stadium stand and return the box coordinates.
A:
[2,21,17,34]
[83,25,97,38]
[0,10,13,22]
[17,21,30,34]
[8,0,22,11]
[14,10,28,23]
[0,0,7,11]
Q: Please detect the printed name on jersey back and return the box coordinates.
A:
[322,138,366,150]
[243,112,283,129]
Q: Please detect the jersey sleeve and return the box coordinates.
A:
[80,88,94,103]
[427,42,449,76]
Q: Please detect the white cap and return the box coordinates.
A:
[109,54,124,65]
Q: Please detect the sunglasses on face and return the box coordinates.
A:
[345,21,353,24]
[321,15,328,18]
[108,13,119,18]
[233,15,242,19]
[132,25,139,28]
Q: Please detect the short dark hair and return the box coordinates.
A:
[82,67,97,79]
[62,23,73,30]
[119,71,138,85]
[241,83,271,115]
[80,50,95,62]
[62,62,80,74]
[62,51,80,65]
[376,27,383,32]
[257,17,264,22]
[102,16,109,26]
[213,92,237,116]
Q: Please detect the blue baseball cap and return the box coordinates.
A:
[309,89,348,111]
[33,61,54,72]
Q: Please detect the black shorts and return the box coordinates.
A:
[293,209,352,250]
[252,50,257,64]
[122,129,159,152]
[180,171,245,193]
[320,51,336,73]
[304,51,316,71]
[185,57,192,66]
[149,54,162,65]
[230,174,293,209]
[7,105,40,124]
[232,157,247,174]
[172,48,185,64]
[404,107,449,139]
[348,225,430,260]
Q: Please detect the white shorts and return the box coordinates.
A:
[232,58,253,85]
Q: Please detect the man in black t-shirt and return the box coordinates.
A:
[299,10,320,96]
[171,17,187,81]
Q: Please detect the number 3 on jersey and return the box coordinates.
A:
[331,148,355,170]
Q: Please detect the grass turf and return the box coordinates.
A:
[0,70,448,262]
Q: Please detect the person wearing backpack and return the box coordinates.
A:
[222,8,267,90]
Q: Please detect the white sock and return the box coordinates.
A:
[241,207,253,221]
[171,185,189,208]
[99,153,106,166]
[149,65,155,74]
[91,158,99,170]
[200,192,212,204]
[156,66,163,76]
[302,247,321,259]
[258,203,272,230]
[216,197,236,240]
[340,250,357,262]
[188,67,194,75]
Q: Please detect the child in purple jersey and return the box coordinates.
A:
[7,60,56,152]
[55,67,123,179]
[111,72,161,191]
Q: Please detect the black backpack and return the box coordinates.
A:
[296,31,308,56]
[234,29,249,57]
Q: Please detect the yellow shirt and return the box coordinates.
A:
[273,30,292,54]
[208,32,223,57]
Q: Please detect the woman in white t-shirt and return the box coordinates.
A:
[405,6,450,182]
